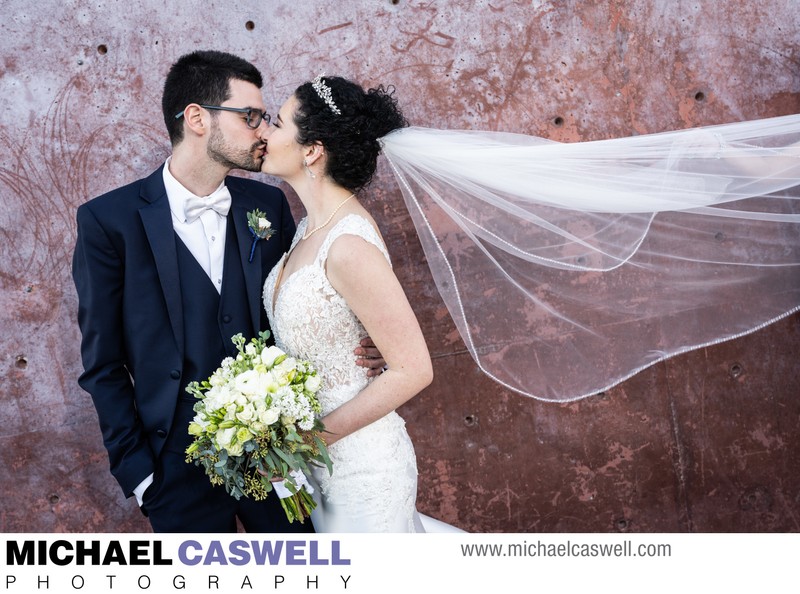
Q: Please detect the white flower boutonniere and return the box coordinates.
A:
[246,209,276,262]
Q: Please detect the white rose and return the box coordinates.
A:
[272,358,298,385]
[304,375,322,393]
[236,403,257,424]
[258,217,271,231]
[260,345,285,368]
[259,407,281,426]
[215,426,236,451]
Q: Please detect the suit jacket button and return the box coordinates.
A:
[222,315,232,323]
[156,429,167,438]
[170,369,180,379]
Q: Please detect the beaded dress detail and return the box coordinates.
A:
[263,214,423,532]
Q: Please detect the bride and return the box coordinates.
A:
[259,72,799,530]
[260,75,459,532]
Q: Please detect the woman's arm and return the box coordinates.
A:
[321,233,433,446]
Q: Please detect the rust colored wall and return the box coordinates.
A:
[1,0,798,533]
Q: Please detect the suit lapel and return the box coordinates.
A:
[231,198,263,334]
[139,167,185,355]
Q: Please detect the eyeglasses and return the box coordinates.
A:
[174,105,271,129]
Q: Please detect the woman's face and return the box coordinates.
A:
[261,94,306,179]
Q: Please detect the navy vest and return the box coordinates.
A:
[167,216,254,452]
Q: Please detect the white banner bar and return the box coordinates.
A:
[2,533,796,593]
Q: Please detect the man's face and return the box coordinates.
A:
[206,79,269,172]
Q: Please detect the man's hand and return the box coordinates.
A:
[354,336,387,377]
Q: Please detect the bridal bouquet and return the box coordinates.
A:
[185,331,331,523]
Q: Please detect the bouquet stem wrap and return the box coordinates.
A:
[272,470,317,524]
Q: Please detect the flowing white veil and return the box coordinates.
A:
[381,114,800,401]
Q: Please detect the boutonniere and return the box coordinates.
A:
[246,209,276,262]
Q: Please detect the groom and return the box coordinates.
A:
[72,50,383,532]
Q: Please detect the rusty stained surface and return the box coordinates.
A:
[1,0,798,532]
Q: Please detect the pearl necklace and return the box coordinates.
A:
[302,193,355,240]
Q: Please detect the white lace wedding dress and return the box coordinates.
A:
[263,214,461,533]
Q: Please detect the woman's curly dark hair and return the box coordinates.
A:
[293,76,408,192]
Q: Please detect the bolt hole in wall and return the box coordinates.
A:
[695,90,705,101]
[729,363,744,378]
[553,116,564,127]
[15,356,27,370]
[245,21,255,31]
[464,414,478,427]
[97,44,108,55]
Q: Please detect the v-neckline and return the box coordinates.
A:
[271,219,313,314]
[271,253,314,315]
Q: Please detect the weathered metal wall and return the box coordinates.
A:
[1,0,798,532]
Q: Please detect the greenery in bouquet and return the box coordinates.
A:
[185,331,331,523]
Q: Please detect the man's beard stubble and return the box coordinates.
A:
[207,122,263,173]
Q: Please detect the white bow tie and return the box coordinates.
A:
[184,186,232,223]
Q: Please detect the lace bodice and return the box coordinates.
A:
[263,214,391,415]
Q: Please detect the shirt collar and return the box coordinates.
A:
[162,157,227,224]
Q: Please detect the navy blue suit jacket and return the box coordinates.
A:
[72,165,296,498]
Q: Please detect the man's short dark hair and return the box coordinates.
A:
[162,50,263,145]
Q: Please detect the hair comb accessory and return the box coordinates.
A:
[311,74,341,115]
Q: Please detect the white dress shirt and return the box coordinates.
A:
[163,157,228,292]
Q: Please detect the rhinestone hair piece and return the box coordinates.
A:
[311,74,341,115]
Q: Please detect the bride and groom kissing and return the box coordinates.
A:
[72,49,457,533]
[75,45,797,535]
